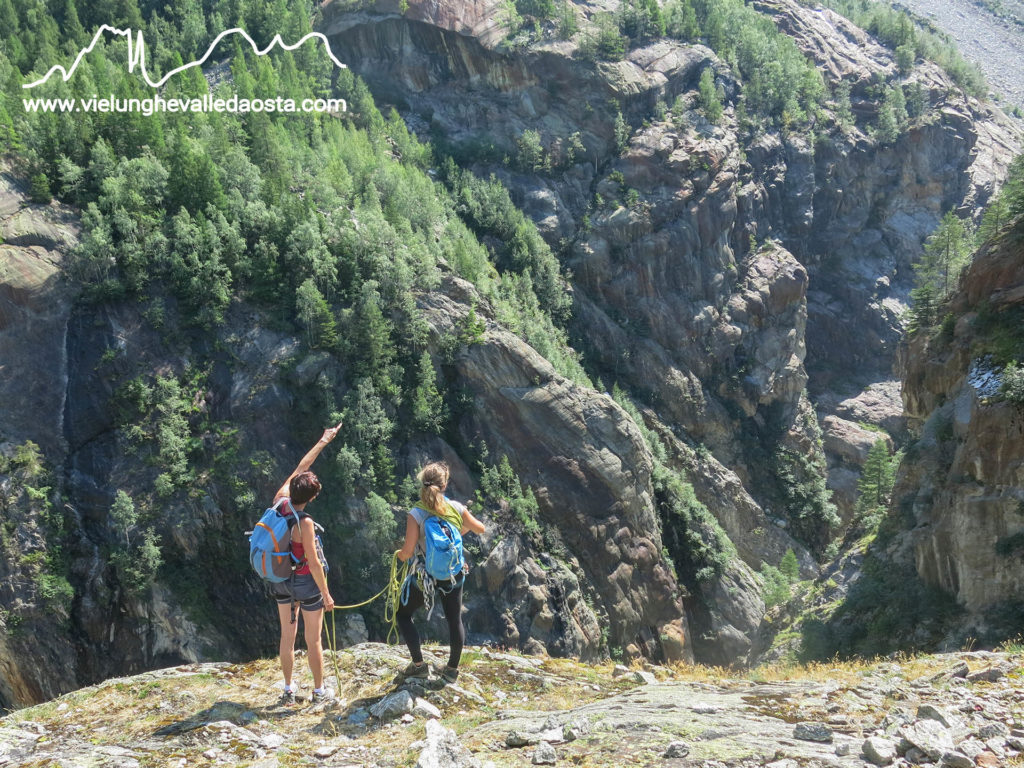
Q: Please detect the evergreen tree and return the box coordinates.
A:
[876,100,899,144]
[613,110,629,153]
[1001,153,1024,218]
[364,492,396,564]
[698,68,723,124]
[979,193,1011,243]
[664,0,699,40]
[109,490,138,548]
[60,0,87,50]
[833,79,854,130]
[855,439,901,524]
[295,278,338,349]
[915,211,976,298]
[29,172,51,203]
[516,0,555,20]
[167,131,226,215]
[619,0,665,41]
[351,280,397,394]
[410,352,444,434]
[907,282,937,335]
[779,548,799,582]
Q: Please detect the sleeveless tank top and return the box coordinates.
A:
[277,498,312,576]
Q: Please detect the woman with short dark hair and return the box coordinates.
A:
[270,422,341,705]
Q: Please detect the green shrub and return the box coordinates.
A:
[761,564,791,608]
[516,0,555,20]
[698,68,724,123]
[653,464,735,583]
[779,548,800,581]
[1003,361,1024,405]
[477,453,543,539]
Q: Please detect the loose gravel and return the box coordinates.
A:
[893,0,1024,110]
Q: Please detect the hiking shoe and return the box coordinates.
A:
[403,661,429,680]
[439,666,459,684]
[278,688,297,706]
[311,687,334,703]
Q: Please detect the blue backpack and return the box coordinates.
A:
[248,498,302,583]
[418,505,464,582]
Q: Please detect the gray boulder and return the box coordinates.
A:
[793,722,833,743]
[532,741,557,765]
[863,736,897,766]
[416,718,481,768]
[900,719,955,760]
[663,741,690,758]
[370,690,415,721]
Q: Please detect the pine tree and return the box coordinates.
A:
[855,439,900,524]
[907,282,937,334]
[613,110,629,153]
[295,278,338,349]
[665,0,698,40]
[779,548,799,582]
[698,68,723,124]
[915,211,975,298]
[61,0,87,50]
[876,100,899,144]
[29,172,51,203]
[352,280,396,390]
[410,352,444,434]
[110,490,138,548]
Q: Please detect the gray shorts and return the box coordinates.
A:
[271,573,323,612]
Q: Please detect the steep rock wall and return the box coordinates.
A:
[320,0,1022,661]
[894,227,1024,623]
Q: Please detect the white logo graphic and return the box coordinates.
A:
[23,26,347,90]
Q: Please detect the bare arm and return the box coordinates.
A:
[273,422,342,501]
[299,516,334,611]
[397,515,419,562]
[460,505,485,535]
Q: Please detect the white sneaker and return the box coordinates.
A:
[311,687,334,703]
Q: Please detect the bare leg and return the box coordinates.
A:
[302,607,325,690]
[277,602,299,687]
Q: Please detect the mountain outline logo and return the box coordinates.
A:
[22,25,347,90]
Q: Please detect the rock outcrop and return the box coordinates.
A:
[0,162,82,709]
[320,0,1021,569]
[419,278,690,661]
[2,644,1021,768]
[893,223,1024,625]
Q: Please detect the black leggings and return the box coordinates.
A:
[396,574,465,669]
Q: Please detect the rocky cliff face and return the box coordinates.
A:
[893,223,1024,631]
[0,162,82,708]
[321,0,1020,658]
[418,279,690,661]
[3,0,1023,710]
[0,159,692,708]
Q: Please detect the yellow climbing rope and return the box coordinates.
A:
[322,552,411,684]
[382,550,411,644]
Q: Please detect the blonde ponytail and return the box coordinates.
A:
[416,461,462,529]
[418,462,450,516]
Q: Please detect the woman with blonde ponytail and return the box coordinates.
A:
[396,461,485,683]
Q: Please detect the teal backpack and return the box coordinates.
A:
[417,506,464,582]
[248,499,328,582]
[248,498,300,583]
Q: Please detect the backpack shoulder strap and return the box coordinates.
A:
[275,498,306,530]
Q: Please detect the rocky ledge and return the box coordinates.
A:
[1,644,1021,768]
